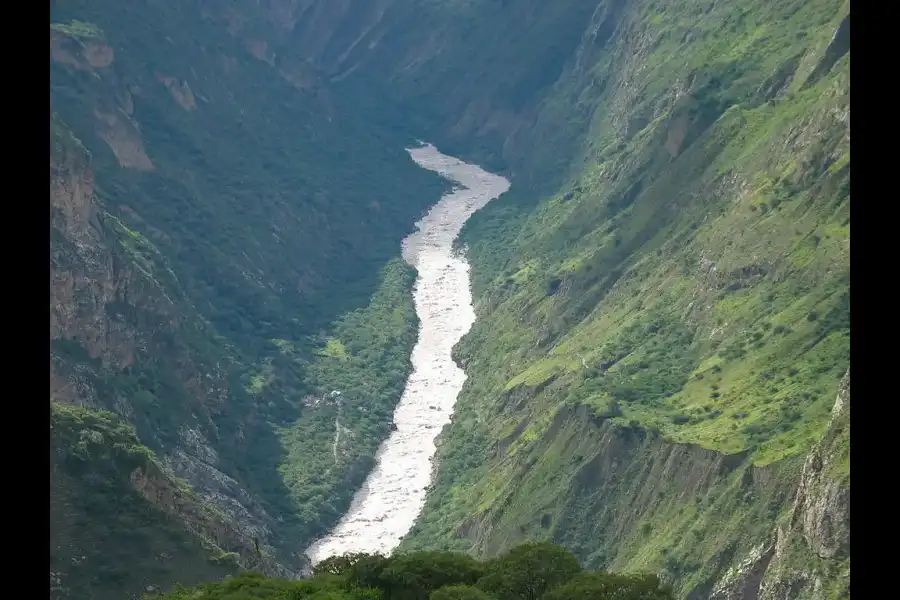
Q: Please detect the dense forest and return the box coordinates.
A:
[155,543,673,600]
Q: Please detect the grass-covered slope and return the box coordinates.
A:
[398,0,849,597]
[49,0,446,579]
[460,0,850,466]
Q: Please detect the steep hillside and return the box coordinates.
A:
[244,0,850,595]
[50,0,446,591]
[51,401,250,600]
[393,1,850,598]
[200,0,610,190]
[51,112,289,590]
[710,372,849,600]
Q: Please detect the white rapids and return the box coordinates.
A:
[304,143,510,564]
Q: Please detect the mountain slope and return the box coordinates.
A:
[202,0,610,189]
[49,1,849,598]
[50,0,446,591]
[710,371,849,600]
[392,2,849,598]
[253,0,850,596]
[51,401,251,600]
[51,101,293,597]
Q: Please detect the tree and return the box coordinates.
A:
[475,542,582,600]
[343,553,393,592]
[430,585,497,600]
[313,553,385,578]
[379,551,486,600]
[543,572,673,600]
[299,589,382,600]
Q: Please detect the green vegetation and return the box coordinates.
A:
[378,0,850,597]
[51,19,104,40]
[276,259,419,535]
[153,543,672,600]
[51,402,238,600]
[50,0,444,573]
[50,0,849,597]
[476,542,581,600]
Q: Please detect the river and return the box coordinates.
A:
[304,143,510,564]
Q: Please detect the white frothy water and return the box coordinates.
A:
[304,143,510,564]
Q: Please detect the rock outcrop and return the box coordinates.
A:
[50,115,300,581]
[710,371,850,600]
[51,117,155,378]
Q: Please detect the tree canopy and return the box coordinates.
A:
[154,542,674,600]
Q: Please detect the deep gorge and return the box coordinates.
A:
[49,1,849,599]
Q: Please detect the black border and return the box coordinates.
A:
[49,0,56,590]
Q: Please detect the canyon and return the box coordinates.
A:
[49,1,849,599]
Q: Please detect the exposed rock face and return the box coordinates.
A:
[710,371,850,600]
[708,542,777,600]
[49,118,302,578]
[128,461,268,571]
[51,29,155,171]
[50,121,145,374]
[50,31,115,71]
[163,426,282,560]
[93,107,155,170]
[157,75,198,110]
[127,455,304,578]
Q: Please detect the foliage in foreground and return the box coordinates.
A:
[154,542,672,600]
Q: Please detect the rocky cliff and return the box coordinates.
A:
[710,371,849,600]
[50,114,295,597]
[51,401,264,600]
